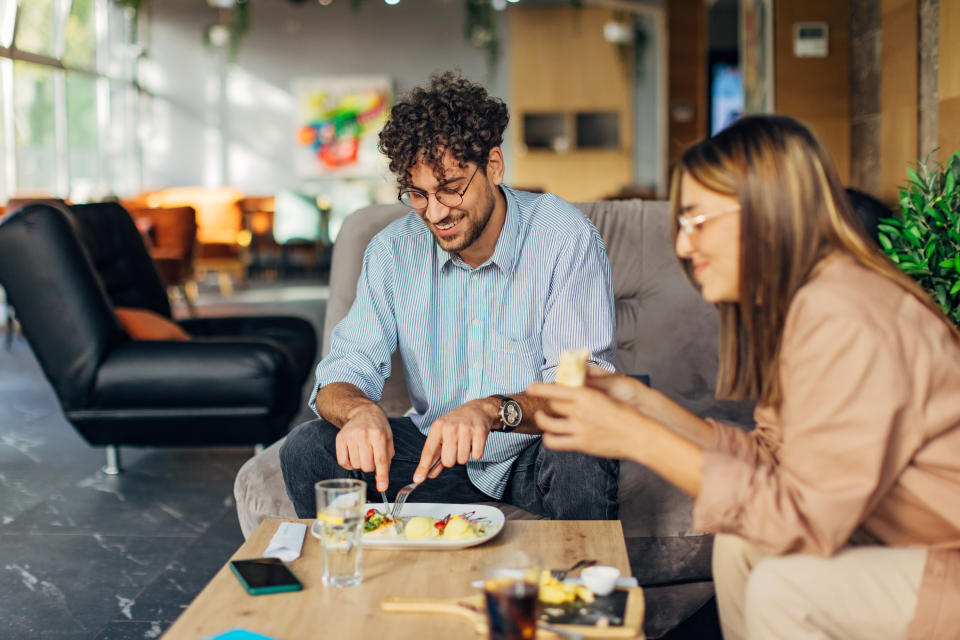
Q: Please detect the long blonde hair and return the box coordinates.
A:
[670,115,958,406]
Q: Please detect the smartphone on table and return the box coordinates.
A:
[229,558,303,595]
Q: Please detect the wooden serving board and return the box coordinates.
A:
[382,588,645,639]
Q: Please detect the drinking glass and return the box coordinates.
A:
[315,478,365,587]
[483,550,541,640]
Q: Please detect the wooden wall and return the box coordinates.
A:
[666,0,707,170]
[940,0,960,156]
[774,0,851,182]
[508,7,634,202]
[879,0,919,200]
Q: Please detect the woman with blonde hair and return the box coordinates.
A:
[528,115,960,639]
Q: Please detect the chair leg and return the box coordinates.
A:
[4,304,15,351]
[217,270,234,296]
[179,284,197,317]
[184,280,199,303]
[102,445,123,475]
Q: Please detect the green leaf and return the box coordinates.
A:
[935,284,948,308]
[951,280,960,296]
[940,257,957,269]
[946,168,956,196]
[925,203,945,223]
[955,253,960,275]
[878,233,893,251]
[877,224,901,236]
[879,217,903,228]
[908,167,923,188]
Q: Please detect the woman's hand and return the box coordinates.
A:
[584,366,716,449]
[526,380,652,462]
[527,374,707,496]
[583,365,655,408]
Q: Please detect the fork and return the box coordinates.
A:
[390,458,443,522]
[550,559,597,581]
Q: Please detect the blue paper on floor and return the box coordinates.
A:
[205,630,280,640]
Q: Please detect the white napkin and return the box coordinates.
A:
[263,521,307,562]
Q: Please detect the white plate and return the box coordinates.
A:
[309,503,505,550]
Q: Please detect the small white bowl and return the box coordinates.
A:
[580,565,621,596]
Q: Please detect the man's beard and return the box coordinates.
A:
[432,189,494,253]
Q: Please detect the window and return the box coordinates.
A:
[66,72,102,199]
[0,0,18,48]
[13,60,57,192]
[14,0,57,58]
[0,61,8,202]
[1,0,142,201]
[64,0,97,70]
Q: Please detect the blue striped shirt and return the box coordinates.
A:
[311,186,616,498]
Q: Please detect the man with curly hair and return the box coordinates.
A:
[280,72,618,520]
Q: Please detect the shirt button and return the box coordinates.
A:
[473,361,480,369]
[472,274,478,281]
[473,318,479,326]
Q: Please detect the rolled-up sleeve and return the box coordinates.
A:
[540,226,616,382]
[308,237,398,415]
[693,302,910,556]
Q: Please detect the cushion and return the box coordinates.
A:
[115,307,190,341]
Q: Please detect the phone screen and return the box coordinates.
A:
[229,558,302,594]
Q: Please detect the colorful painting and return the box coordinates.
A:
[741,0,774,114]
[293,76,392,178]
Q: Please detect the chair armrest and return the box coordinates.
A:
[90,340,293,409]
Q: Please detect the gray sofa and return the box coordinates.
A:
[234,198,753,636]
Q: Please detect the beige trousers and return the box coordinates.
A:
[712,533,927,640]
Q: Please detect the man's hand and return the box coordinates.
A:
[412,398,499,483]
[334,404,394,492]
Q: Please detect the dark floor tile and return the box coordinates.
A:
[3,474,235,537]
[124,509,245,622]
[0,281,327,639]
[112,448,252,485]
[93,621,167,640]
[0,533,187,637]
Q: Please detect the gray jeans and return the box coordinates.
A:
[279,417,619,520]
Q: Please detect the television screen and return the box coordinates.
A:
[710,62,744,136]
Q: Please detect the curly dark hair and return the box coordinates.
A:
[378,71,509,187]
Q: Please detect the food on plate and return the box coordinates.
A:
[361,509,489,541]
[404,516,440,541]
[556,348,589,387]
[538,570,595,605]
[363,509,400,537]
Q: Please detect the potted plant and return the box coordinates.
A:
[877,151,960,327]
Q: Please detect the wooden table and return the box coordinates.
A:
[163,518,637,639]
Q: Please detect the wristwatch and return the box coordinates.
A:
[493,394,522,432]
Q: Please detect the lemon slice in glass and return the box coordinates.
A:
[315,511,345,525]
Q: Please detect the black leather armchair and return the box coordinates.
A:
[0,203,316,473]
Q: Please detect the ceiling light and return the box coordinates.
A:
[385,0,400,4]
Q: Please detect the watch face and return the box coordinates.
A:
[501,400,521,428]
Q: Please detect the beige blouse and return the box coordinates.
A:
[693,253,960,639]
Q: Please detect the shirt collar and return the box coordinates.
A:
[434,185,520,274]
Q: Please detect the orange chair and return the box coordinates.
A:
[240,196,279,279]
[127,205,199,313]
[145,187,249,295]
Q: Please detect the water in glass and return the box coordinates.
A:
[315,479,365,587]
